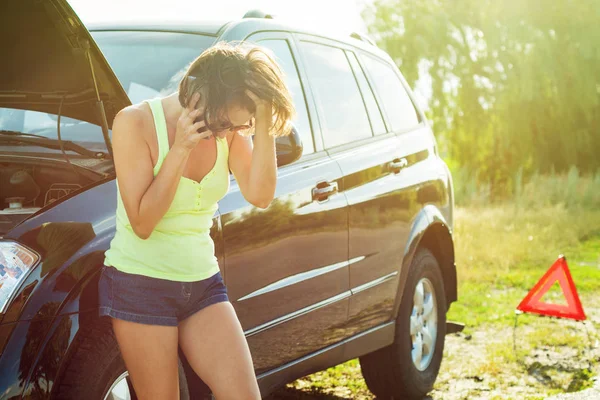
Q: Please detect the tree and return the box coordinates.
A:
[363,0,600,198]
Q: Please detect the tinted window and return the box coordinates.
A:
[92,31,216,104]
[300,41,372,148]
[360,55,420,132]
[258,40,314,154]
[347,52,386,135]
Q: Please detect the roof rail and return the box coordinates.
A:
[243,9,275,19]
[350,31,377,46]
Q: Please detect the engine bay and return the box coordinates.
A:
[0,160,108,235]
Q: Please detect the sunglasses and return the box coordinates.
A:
[185,76,253,139]
[194,111,254,139]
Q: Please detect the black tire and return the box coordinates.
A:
[54,318,190,400]
[359,248,447,400]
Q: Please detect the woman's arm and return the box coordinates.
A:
[228,91,277,209]
[112,95,206,239]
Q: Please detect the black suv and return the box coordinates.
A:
[0,1,458,399]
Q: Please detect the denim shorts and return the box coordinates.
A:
[98,265,229,326]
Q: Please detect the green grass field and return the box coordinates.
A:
[267,198,600,399]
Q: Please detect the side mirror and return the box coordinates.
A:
[275,126,303,167]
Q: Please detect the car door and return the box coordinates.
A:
[343,49,436,335]
[218,32,350,374]
[295,34,422,336]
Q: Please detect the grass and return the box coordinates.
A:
[448,205,600,329]
[434,204,599,399]
[452,166,600,210]
[266,171,600,400]
[432,201,600,399]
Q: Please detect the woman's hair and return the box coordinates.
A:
[178,41,295,137]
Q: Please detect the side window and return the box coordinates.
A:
[360,55,420,133]
[346,51,387,135]
[258,39,314,154]
[299,41,372,149]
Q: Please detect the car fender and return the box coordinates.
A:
[391,205,456,319]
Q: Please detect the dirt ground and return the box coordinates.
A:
[545,379,600,400]
[267,206,600,400]
[429,313,600,399]
[267,309,599,400]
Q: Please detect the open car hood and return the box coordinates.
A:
[0,0,130,129]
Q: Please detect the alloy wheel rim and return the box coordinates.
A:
[410,277,438,371]
[104,371,132,400]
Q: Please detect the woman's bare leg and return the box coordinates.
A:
[112,318,180,400]
[178,301,261,400]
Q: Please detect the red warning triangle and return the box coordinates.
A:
[517,256,586,321]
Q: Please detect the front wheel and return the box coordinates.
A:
[54,318,190,400]
[359,248,447,399]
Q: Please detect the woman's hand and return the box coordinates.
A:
[245,89,272,135]
[173,93,211,152]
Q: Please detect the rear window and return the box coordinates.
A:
[360,55,420,133]
[347,52,386,135]
[300,41,372,148]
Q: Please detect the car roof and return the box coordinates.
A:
[87,18,390,61]
[87,20,231,36]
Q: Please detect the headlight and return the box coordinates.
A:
[0,241,39,313]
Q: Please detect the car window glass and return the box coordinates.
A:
[347,52,386,135]
[360,55,420,132]
[258,39,314,154]
[92,31,216,104]
[299,41,372,148]
[0,32,216,149]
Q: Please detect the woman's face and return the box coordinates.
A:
[208,103,254,139]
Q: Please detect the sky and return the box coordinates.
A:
[68,0,432,110]
[69,0,370,36]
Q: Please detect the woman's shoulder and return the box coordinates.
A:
[112,101,155,144]
[114,101,153,128]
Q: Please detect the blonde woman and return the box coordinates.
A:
[98,42,295,399]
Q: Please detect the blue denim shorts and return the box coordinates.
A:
[98,265,229,326]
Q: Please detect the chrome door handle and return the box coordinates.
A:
[312,181,338,202]
[388,158,408,173]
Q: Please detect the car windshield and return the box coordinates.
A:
[91,31,216,104]
[0,31,215,151]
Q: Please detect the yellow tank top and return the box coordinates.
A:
[104,98,230,281]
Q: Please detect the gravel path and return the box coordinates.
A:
[545,378,600,400]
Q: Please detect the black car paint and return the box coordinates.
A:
[0,18,456,400]
[0,178,453,399]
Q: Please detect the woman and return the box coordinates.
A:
[98,41,295,399]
